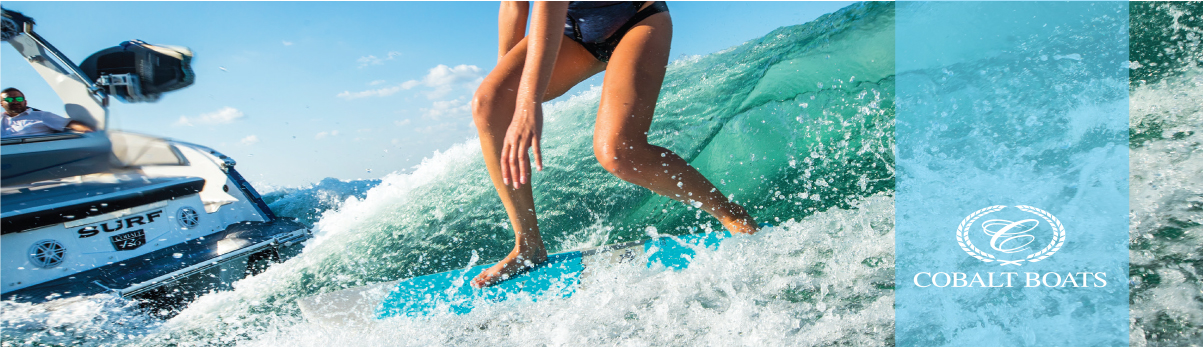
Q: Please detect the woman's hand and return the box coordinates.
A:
[499,2,565,189]
[501,101,544,189]
[495,0,560,190]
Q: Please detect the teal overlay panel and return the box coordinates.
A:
[896,2,1129,346]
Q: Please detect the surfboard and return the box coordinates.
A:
[297,230,738,324]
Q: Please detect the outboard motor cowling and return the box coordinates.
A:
[80,40,194,103]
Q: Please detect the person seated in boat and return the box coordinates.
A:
[469,1,759,288]
[2,87,94,137]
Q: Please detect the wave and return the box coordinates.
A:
[260,177,382,228]
[6,2,1198,346]
[1129,3,1203,346]
[136,2,897,345]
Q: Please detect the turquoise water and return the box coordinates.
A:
[1,1,1198,345]
[2,3,898,346]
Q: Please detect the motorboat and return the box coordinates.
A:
[1,8,311,305]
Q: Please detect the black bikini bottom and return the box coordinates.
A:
[563,1,669,62]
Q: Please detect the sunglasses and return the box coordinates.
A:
[3,97,25,103]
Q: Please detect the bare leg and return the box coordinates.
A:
[594,12,758,234]
[471,36,605,288]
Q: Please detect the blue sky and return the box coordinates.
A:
[2,1,854,187]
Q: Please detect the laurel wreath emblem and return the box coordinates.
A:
[956,205,1005,263]
[1016,205,1065,263]
[956,205,1065,265]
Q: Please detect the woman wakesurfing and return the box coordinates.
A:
[471,1,759,288]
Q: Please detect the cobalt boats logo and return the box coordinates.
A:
[957,205,1065,266]
[912,205,1108,288]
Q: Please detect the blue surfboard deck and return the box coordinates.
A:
[375,231,729,318]
[297,231,737,323]
[375,251,586,317]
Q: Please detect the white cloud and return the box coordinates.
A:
[421,97,472,120]
[315,130,340,140]
[393,119,411,126]
[401,80,422,89]
[369,80,387,86]
[175,107,245,126]
[357,51,402,67]
[241,135,260,145]
[282,41,294,46]
[337,85,408,99]
[415,122,459,134]
[421,64,484,99]
[336,64,483,100]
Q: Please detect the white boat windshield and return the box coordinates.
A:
[4,19,107,130]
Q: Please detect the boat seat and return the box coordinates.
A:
[0,131,115,186]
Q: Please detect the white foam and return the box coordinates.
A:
[1128,68,1203,345]
[235,195,896,346]
[0,294,161,345]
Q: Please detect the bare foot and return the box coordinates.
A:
[719,203,759,234]
[471,246,548,288]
